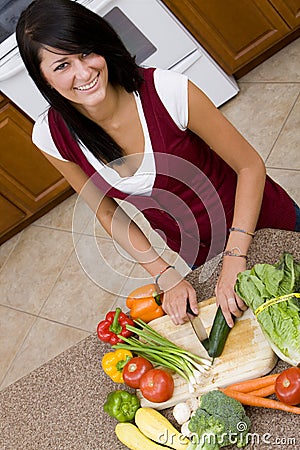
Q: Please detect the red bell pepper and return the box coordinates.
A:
[97,307,135,345]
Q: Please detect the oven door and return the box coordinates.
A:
[84,0,197,69]
[0,0,34,59]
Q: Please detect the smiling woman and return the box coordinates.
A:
[17,0,143,163]
[40,49,108,110]
[15,0,299,329]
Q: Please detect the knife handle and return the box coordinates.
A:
[186,299,198,316]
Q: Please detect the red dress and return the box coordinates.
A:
[48,68,296,266]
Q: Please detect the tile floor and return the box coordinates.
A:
[1,38,299,391]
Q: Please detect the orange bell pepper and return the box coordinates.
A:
[126,283,165,323]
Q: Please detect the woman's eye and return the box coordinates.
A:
[54,62,68,71]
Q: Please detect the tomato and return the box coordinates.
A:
[139,368,174,403]
[275,367,300,405]
[122,356,154,389]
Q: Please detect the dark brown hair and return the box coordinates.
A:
[16,0,143,162]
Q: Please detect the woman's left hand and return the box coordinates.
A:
[215,257,248,327]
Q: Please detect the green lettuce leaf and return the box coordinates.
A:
[235,253,300,366]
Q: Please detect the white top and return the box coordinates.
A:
[32,68,188,196]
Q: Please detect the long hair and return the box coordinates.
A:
[16,0,144,163]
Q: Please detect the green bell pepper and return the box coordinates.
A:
[103,390,140,422]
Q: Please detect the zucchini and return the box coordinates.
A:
[135,407,189,450]
[207,306,235,358]
[115,423,166,449]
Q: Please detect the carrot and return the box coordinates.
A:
[248,384,275,397]
[222,384,275,398]
[224,373,279,393]
[220,388,300,415]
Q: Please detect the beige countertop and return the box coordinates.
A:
[1,229,299,450]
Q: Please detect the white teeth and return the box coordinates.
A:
[76,76,98,91]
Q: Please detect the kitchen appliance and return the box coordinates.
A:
[0,0,239,121]
[0,0,33,57]
[137,297,277,410]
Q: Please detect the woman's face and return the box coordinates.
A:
[40,47,109,110]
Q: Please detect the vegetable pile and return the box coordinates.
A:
[235,252,300,366]
[114,318,212,393]
[97,306,211,403]
[97,298,300,450]
[97,308,178,403]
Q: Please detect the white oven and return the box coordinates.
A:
[0,0,239,121]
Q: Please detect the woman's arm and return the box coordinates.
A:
[41,153,197,317]
[41,152,161,266]
[186,81,266,326]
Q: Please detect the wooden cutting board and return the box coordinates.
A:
[136,297,277,410]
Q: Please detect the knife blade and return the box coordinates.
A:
[186,300,210,350]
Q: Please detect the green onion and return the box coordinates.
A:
[113,318,212,390]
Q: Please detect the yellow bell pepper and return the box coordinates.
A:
[101,349,133,383]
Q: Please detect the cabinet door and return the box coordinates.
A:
[0,102,70,213]
[270,0,300,28]
[0,193,26,235]
[162,0,291,74]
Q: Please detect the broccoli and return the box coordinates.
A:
[187,390,251,450]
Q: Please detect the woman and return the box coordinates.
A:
[16,0,299,328]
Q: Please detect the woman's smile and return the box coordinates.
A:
[75,73,100,92]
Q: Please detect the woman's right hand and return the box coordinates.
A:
[160,275,198,325]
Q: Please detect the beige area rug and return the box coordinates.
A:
[1,229,299,449]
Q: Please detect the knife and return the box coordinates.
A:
[186,300,210,351]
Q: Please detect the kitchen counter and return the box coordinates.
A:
[1,228,299,450]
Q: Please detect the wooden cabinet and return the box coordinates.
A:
[162,0,300,76]
[0,94,73,244]
[270,0,300,28]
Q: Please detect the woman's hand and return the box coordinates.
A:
[215,257,248,327]
[158,270,198,325]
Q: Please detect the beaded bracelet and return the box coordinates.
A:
[155,265,175,284]
[229,227,256,237]
[223,246,248,260]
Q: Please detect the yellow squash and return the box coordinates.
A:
[115,423,167,450]
[135,407,189,450]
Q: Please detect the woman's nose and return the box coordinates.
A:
[73,58,91,79]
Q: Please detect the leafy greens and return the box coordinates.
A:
[235,253,300,366]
